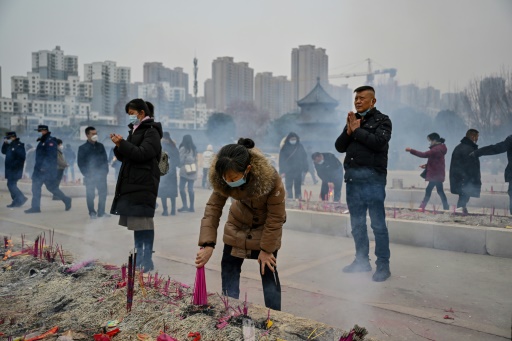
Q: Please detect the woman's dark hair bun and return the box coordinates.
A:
[439,138,446,143]
[237,138,255,149]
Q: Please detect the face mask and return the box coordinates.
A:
[225,171,247,188]
[289,139,297,145]
[5,139,12,144]
[317,159,324,165]
[128,115,139,125]
[91,135,98,142]
[58,145,64,151]
[358,108,371,117]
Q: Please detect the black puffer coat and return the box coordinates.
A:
[278,133,308,176]
[450,137,481,197]
[1,138,25,180]
[474,135,512,183]
[335,108,392,184]
[110,119,163,217]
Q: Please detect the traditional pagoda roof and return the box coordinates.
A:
[297,78,339,107]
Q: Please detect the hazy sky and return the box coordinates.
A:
[1,0,511,96]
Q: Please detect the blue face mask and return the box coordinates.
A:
[358,108,371,117]
[128,115,139,125]
[225,171,247,188]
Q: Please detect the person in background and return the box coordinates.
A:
[158,131,180,216]
[25,125,72,213]
[195,138,285,311]
[311,152,344,202]
[78,126,109,219]
[405,133,449,211]
[449,129,481,215]
[25,143,36,179]
[471,134,512,214]
[2,131,27,207]
[109,147,122,180]
[178,134,198,212]
[279,132,308,199]
[202,144,214,189]
[303,146,319,185]
[52,138,69,200]
[63,143,76,183]
[335,85,392,282]
[110,99,162,271]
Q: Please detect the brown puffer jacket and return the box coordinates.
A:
[198,149,286,258]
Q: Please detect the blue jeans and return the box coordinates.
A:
[221,244,281,311]
[346,182,390,266]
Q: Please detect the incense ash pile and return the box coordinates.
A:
[0,240,376,341]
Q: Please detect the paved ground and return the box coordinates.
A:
[1,184,511,341]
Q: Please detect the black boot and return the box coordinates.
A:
[342,259,372,273]
[372,263,391,282]
[161,198,168,216]
[178,192,188,212]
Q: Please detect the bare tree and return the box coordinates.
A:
[460,69,512,140]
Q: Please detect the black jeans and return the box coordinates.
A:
[423,181,449,208]
[457,194,470,209]
[508,183,512,214]
[221,245,281,311]
[134,230,154,270]
[7,179,26,205]
[179,177,195,209]
[285,172,302,199]
[31,176,70,209]
[85,176,108,215]
[346,182,390,266]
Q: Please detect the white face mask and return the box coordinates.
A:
[58,145,64,151]
[289,139,297,145]
[91,135,98,142]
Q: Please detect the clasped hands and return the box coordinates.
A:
[346,111,361,136]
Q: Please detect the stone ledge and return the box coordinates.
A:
[285,209,512,259]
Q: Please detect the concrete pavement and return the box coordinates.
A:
[1,187,511,341]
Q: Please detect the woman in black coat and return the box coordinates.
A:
[279,132,308,199]
[158,131,180,216]
[449,129,481,214]
[110,99,162,271]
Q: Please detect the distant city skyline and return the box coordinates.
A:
[1,0,511,98]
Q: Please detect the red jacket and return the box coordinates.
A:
[410,143,447,182]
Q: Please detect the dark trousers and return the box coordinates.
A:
[7,179,26,205]
[31,176,69,209]
[423,181,449,208]
[457,194,470,209]
[285,172,302,199]
[221,244,281,311]
[179,177,195,209]
[508,183,512,214]
[202,168,209,188]
[346,182,390,266]
[85,176,107,215]
[134,230,154,271]
[161,197,176,214]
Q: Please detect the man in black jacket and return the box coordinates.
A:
[77,126,109,218]
[312,152,343,202]
[449,129,481,215]
[335,85,392,282]
[471,134,512,214]
[2,131,27,207]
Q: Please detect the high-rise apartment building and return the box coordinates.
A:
[32,46,78,80]
[211,57,254,111]
[291,45,329,105]
[84,61,130,116]
[143,62,189,95]
[255,72,294,119]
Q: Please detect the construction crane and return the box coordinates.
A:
[329,58,397,84]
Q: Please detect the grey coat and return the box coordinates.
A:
[179,146,198,180]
